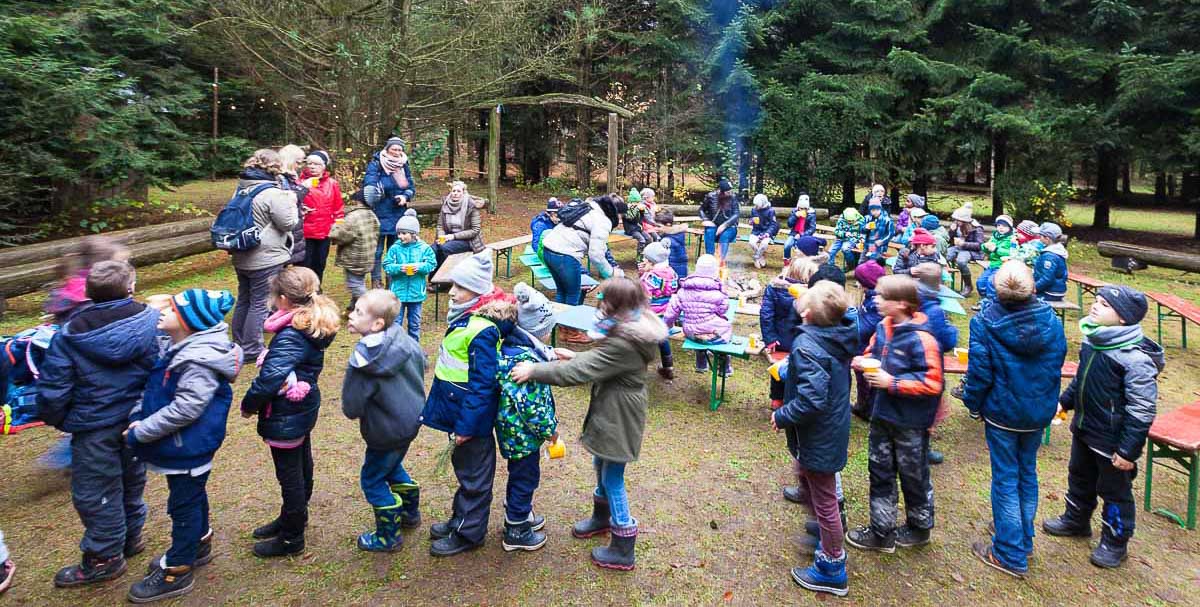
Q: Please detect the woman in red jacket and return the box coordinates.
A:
[298,150,344,283]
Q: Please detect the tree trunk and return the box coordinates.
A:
[1066,166,1073,187]
[487,106,500,213]
[607,113,618,192]
[1094,147,1118,230]
[1121,161,1131,197]
[575,106,590,190]
[477,110,487,176]
[754,148,765,193]
[1168,174,1177,198]
[666,155,675,201]
[447,127,456,180]
[913,173,928,198]
[991,134,1007,218]
[982,147,992,187]
[966,159,976,185]
[1155,172,1167,203]
[841,168,855,210]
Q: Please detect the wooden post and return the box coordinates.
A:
[210,67,219,181]
[607,113,618,192]
[447,126,456,180]
[487,105,500,213]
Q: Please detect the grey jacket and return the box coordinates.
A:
[130,324,242,444]
[342,323,426,450]
[231,177,299,271]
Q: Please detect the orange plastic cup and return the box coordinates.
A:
[547,438,566,459]
[860,357,882,375]
[954,347,969,364]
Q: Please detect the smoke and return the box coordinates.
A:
[708,0,771,191]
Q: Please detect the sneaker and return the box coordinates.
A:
[1042,515,1092,538]
[971,540,1026,579]
[845,525,895,554]
[928,449,945,465]
[147,529,215,575]
[53,553,127,588]
[695,352,711,374]
[791,549,849,597]
[127,565,194,603]
[896,525,931,548]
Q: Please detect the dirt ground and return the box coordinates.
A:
[2,184,1198,606]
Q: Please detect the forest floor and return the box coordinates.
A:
[2,184,1199,606]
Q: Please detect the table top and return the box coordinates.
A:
[943,354,1078,378]
[553,304,599,333]
[682,335,750,357]
[539,274,598,292]
[431,251,472,285]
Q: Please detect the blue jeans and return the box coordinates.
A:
[703,226,737,258]
[543,248,583,305]
[977,267,998,301]
[397,301,422,341]
[593,457,633,527]
[372,234,398,284]
[985,424,1041,571]
[783,235,800,260]
[657,339,673,369]
[505,452,541,522]
[165,472,210,567]
[827,239,858,268]
[361,446,414,509]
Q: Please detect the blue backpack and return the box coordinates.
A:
[211,183,276,251]
[1,324,57,434]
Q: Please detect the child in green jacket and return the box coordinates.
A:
[383,210,436,341]
[975,214,1015,303]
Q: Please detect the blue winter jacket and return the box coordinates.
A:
[750,206,779,238]
[420,313,503,438]
[962,298,1068,432]
[855,289,881,349]
[864,313,945,429]
[860,210,895,259]
[760,277,802,350]
[786,209,817,237]
[1060,323,1164,461]
[662,226,689,279]
[1034,243,1069,301]
[530,212,556,253]
[363,151,416,235]
[776,317,859,473]
[383,238,437,302]
[917,284,958,352]
[37,299,160,432]
[241,326,334,441]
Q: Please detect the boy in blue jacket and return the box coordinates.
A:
[383,211,437,341]
[530,198,561,255]
[37,261,161,588]
[847,275,944,554]
[421,251,505,557]
[961,262,1067,578]
[1033,222,1069,301]
[124,289,240,602]
[1043,285,1163,569]
[772,282,857,597]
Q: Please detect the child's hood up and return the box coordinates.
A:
[351,322,424,378]
[978,299,1064,358]
[60,303,160,366]
[168,323,242,383]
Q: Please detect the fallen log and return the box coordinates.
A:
[1098,241,1200,273]
[0,217,212,269]
[658,204,830,221]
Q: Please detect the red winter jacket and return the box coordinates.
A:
[299,170,344,239]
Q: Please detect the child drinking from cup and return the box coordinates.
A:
[383,210,436,341]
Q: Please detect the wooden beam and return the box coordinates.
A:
[468,93,635,119]
[487,105,500,214]
[0,217,212,269]
[607,113,619,193]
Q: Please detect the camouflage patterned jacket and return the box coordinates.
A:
[495,329,558,460]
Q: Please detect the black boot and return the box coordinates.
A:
[124,529,146,558]
[502,519,547,552]
[896,524,931,548]
[147,529,215,575]
[1090,536,1128,568]
[252,512,284,539]
[429,532,483,557]
[957,263,974,297]
[127,564,194,603]
[572,497,612,539]
[429,517,463,540]
[252,536,305,558]
[783,486,804,505]
[53,553,128,588]
[845,525,896,553]
[591,523,637,571]
[1042,512,1093,538]
[392,483,422,529]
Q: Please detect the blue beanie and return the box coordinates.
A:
[1098,285,1148,325]
[718,178,732,192]
[921,214,940,230]
[173,289,235,332]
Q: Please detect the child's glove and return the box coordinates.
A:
[279,371,311,402]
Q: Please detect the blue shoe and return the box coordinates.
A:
[791,549,848,597]
[357,508,403,552]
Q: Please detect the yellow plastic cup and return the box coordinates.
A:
[753,217,760,225]
[404,265,416,276]
[309,177,320,188]
[860,357,882,375]
[748,335,758,350]
[547,438,566,459]
[954,347,969,364]
[788,284,808,299]
[768,360,786,382]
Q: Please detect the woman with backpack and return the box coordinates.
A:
[540,195,623,306]
[434,180,485,270]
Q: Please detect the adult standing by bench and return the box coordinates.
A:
[541,195,623,305]
[298,150,343,284]
[363,137,415,288]
[230,149,298,362]
[434,180,485,270]
[699,178,740,259]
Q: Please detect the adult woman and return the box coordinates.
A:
[859,183,895,216]
[362,137,416,288]
[278,144,310,266]
[541,195,623,305]
[699,179,741,259]
[434,180,485,268]
[230,149,299,361]
[297,150,344,283]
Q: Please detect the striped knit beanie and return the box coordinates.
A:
[172,289,235,332]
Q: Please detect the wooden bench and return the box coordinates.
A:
[1047,299,1082,324]
[683,336,751,411]
[429,251,473,322]
[1145,400,1200,529]
[489,234,533,278]
[1068,271,1105,310]
[1147,292,1200,349]
[944,356,1078,445]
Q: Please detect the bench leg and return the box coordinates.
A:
[1182,313,1188,349]
[1144,438,1154,513]
[709,357,720,412]
[504,250,512,278]
[1042,426,1052,446]
[1157,302,1165,346]
[1189,450,1199,530]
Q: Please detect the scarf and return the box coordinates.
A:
[587,307,642,341]
[441,194,471,232]
[263,309,296,334]
[380,151,409,188]
[446,295,481,325]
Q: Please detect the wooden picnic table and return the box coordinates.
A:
[490,234,533,278]
[944,355,1078,445]
[1145,399,1200,529]
[1068,271,1105,309]
[429,251,472,322]
[1147,291,1200,349]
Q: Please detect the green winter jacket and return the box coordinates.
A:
[834,209,865,246]
[383,239,436,302]
[526,309,667,463]
[329,204,380,276]
[985,230,1015,269]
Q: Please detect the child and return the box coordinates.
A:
[1034,222,1068,302]
[1014,220,1043,265]
[421,250,507,557]
[975,214,1016,303]
[639,240,679,379]
[960,261,1067,578]
[748,193,780,269]
[946,206,986,296]
[383,210,436,341]
[623,188,655,258]
[1043,285,1162,569]
[329,189,381,310]
[922,214,950,257]
[657,209,689,280]
[893,206,925,248]
[663,254,732,376]
[829,207,866,269]
[241,266,340,558]
[123,289,241,602]
[494,283,560,551]
[849,259,885,420]
[847,274,944,553]
[910,262,959,465]
[37,261,160,587]
[639,188,663,236]
[861,199,895,263]
[896,194,924,233]
[761,257,820,409]
[342,289,425,552]
[773,282,858,597]
[783,194,818,265]
[530,198,562,255]
[510,277,668,571]
[892,229,946,275]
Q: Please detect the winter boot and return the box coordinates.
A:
[392,483,422,529]
[429,517,462,540]
[1042,512,1093,538]
[502,519,548,552]
[591,523,637,571]
[429,532,483,557]
[252,512,284,539]
[1090,529,1128,569]
[957,263,974,297]
[694,351,710,374]
[791,548,848,597]
[657,366,675,380]
[127,564,194,604]
[572,497,612,539]
[252,535,305,558]
[896,524,931,548]
[147,529,215,575]
[783,486,804,504]
[845,525,896,554]
[124,529,146,558]
[53,553,128,587]
[358,507,404,552]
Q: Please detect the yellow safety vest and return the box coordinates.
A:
[434,315,499,383]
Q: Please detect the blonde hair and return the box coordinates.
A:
[278,144,307,175]
[783,256,820,283]
[994,260,1035,303]
[875,274,921,311]
[798,281,848,327]
[244,149,282,175]
[359,289,400,326]
[597,276,647,319]
[271,266,340,338]
[450,180,467,192]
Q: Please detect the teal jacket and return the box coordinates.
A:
[383,239,436,302]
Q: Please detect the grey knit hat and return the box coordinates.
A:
[643,240,670,264]
[385,136,406,151]
[514,282,555,338]
[396,208,420,234]
[449,250,494,295]
[1039,222,1063,240]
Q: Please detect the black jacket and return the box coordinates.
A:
[776,318,859,473]
[342,323,426,450]
[241,325,334,441]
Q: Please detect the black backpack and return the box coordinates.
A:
[557,198,591,230]
[211,183,277,251]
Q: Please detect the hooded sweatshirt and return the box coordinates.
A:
[863,312,945,429]
[329,203,381,275]
[1034,243,1069,300]
[342,323,426,451]
[834,208,865,246]
[775,317,859,473]
[496,326,558,460]
[962,299,1068,431]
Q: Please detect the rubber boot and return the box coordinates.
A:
[54,553,128,587]
[591,523,637,571]
[1090,536,1128,568]
[392,483,422,529]
[957,262,974,297]
[572,497,612,539]
[1042,508,1093,538]
[127,564,194,603]
[502,519,548,552]
[791,548,848,597]
[358,507,404,552]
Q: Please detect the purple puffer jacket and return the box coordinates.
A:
[662,275,731,342]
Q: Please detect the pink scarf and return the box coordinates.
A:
[263,308,296,334]
[381,151,409,189]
